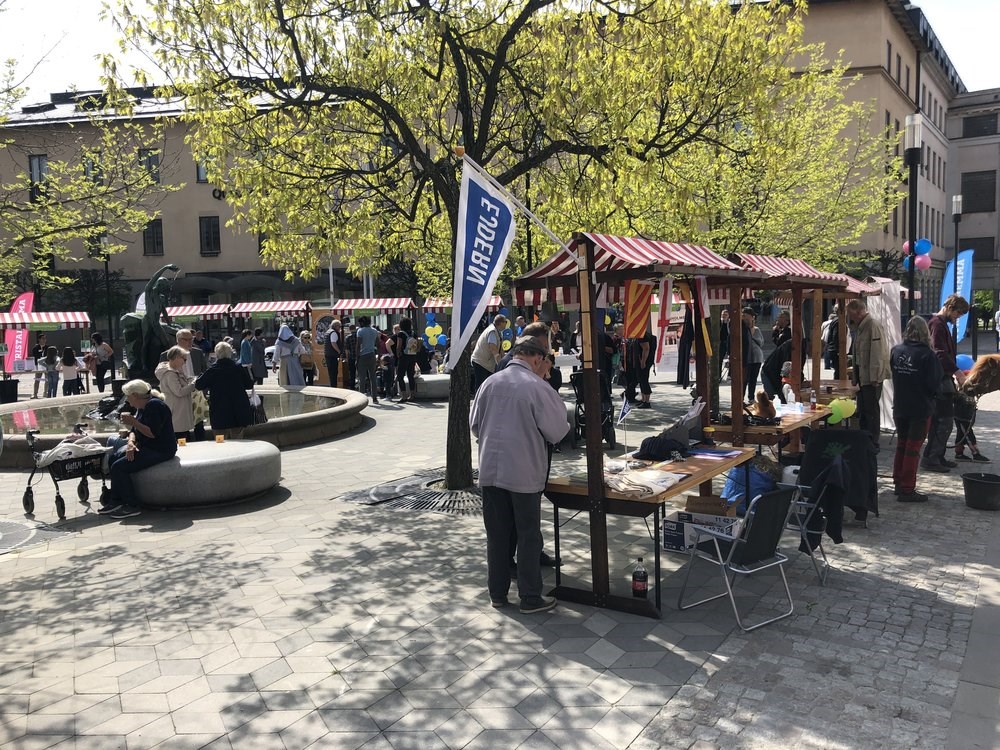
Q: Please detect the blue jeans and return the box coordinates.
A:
[481,486,543,602]
[109,448,173,508]
[45,371,59,398]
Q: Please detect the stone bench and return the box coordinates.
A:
[133,440,281,509]
[414,373,451,400]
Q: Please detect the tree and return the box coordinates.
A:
[111,0,878,488]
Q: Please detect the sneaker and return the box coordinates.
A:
[110,505,141,519]
[97,503,122,515]
[636,402,652,409]
[897,491,929,503]
[973,453,990,462]
[921,462,951,474]
[519,596,557,614]
[941,459,959,469]
[490,596,509,609]
[955,453,972,461]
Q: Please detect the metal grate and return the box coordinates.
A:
[339,467,482,516]
[0,518,74,555]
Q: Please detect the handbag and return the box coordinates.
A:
[248,388,267,425]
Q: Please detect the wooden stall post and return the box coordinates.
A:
[837,296,849,381]
[811,289,823,390]
[789,287,804,453]
[729,285,745,447]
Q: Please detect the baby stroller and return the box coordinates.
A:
[21,424,112,520]
[570,372,616,449]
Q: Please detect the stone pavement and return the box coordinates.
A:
[0,365,998,749]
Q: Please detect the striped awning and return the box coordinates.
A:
[230,300,312,316]
[734,254,847,289]
[0,312,91,330]
[330,298,415,314]
[165,304,230,320]
[774,274,880,305]
[514,233,757,306]
[423,296,503,313]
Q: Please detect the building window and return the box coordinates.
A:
[258,232,267,256]
[961,171,997,214]
[905,65,910,97]
[28,154,48,202]
[895,54,901,84]
[887,41,893,72]
[139,148,160,183]
[199,216,221,256]
[963,113,998,138]
[143,219,164,256]
[962,237,996,262]
[921,84,927,112]
[84,153,103,186]
[196,160,209,183]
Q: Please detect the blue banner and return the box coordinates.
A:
[448,158,517,370]
[939,249,975,341]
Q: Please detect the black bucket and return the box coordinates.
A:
[962,473,1000,511]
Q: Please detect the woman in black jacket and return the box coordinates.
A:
[196,341,253,438]
[889,316,943,502]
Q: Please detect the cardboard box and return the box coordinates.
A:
[662,511,743,553]
[683,494,737,517]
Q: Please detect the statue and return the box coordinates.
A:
[120,264,180,382]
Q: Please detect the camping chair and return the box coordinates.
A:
[677,488,795,632]
[778,475,831,586]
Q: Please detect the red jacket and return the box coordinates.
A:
[928,314,957,376]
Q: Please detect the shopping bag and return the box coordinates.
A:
[248,389,267,425]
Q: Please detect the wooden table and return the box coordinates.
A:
[710,406,831,456]
[543,446,756,618]
[800,380,858,405]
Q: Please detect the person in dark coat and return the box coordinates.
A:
[195,341,253,438]
[890,316,943,502]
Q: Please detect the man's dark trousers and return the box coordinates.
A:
[857,383,882,445]
[481,486,542,603]
[924,391,956,466]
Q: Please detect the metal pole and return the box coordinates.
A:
[953,210,961,344]
[104,255,113,342]
[906,154,919,317]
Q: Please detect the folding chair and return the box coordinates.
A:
[677,488,795,632]
[778,476,831,586]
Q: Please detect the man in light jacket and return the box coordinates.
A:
[846,299,890,443]
[470,335,569,615]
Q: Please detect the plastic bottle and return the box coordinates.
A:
[810,390,817,411]
[632,557,648,599]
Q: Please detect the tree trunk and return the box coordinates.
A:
[445,348,474,489]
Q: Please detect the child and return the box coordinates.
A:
[43,346,60,398]
[59,347,82,396]
[954,392,989,462]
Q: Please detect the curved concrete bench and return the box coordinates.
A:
[414,373,450,401]
[133,440,281,508]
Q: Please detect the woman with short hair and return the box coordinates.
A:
[100,379,176,519]
[196,341,254,438]
[154,346,197,440]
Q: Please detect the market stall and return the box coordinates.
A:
[514,232,765,617]
[422,296,503,315]
[164,304,231,341]
[0,312,92,400]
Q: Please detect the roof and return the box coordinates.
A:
[0,312,91,330]
[514,233,761,306]
[230,300,312,316]
[423,296,503,313]
[329,298,415,314]
[166,304,230,320]
[733,254,847,290]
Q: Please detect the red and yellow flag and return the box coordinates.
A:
[623,280,653,339]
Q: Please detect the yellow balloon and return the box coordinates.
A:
[605,314,612,326]
[428,335,438,346]
[840,399,857,418]
[425,326,435,337]
[432,325,443,335]
[501,340,511,352]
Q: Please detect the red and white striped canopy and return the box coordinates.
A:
[514,233,752,306]
[230,300,312,316]
[734,254,846,288]
[422,296,503,313]
[329,298,415,314]
[165,304,230,320]
[0,312,91,330]
[773,274,880,305]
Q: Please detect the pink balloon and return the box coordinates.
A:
[902,241,911,255]
[915,253,931,271]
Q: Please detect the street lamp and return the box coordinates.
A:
[952,194,962,343]
[905,114,923,317]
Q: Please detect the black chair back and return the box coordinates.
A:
[798,428,879,518]
[733,489,795,567]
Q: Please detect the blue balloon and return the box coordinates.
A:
[437,334,448,346]
[501,327,514,340]
[902,256,913,271]
[499,307,509,317]
[957,354,975,371]
[422,334,430,343]
[425,312,436,322]
[914,238,932,255]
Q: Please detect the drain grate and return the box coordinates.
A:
[0,518,74,555]
[339,467,482,516]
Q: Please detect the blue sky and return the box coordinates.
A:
[0,0,998,99]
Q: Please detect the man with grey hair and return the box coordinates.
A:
[159,328,207,378]
[471,314,508,393]
[846,299,890,443]
[470,335,569,614]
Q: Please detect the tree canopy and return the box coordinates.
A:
[109,0,901,486]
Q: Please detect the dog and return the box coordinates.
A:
[962,354,1000,398]
[750,389,776,418]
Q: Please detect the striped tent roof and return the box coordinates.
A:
[165,304,230,320]
[423,296,504,313]
[774,274,880,305]
[329,298,415,314]
[0,312,91,330]
[230,300,312,316]
[514,233,756,306]
[734,254,847,289]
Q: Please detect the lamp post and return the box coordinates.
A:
[952,194,962,344]
[905,114,923,317]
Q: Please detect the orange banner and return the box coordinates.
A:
[623,280,653,339]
